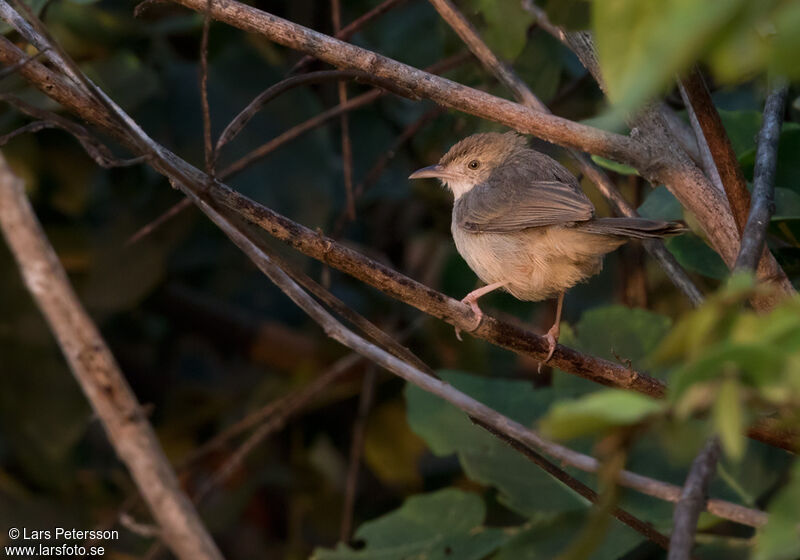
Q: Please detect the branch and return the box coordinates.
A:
[168,0,647,166]
[668,438,722,560]
[677,84,724,193]
[0,34,793,452]
[679,69,751,234]
[427,0,703,307]
[735,80,789,272]
[0,153,222,560]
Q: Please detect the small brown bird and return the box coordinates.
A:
[409,132,685,362]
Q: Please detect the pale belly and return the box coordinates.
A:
[451,222,624,301]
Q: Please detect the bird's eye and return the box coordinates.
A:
[468,160,480,170]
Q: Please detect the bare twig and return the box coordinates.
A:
[0,47,45,79]
[0,153,222,560]
[168,0,644,165]
[340,368,376,541]
[333,105,444,236]
[0,31,792,452]
[735,80,789,272]
[331,0,355,220]
[677,84,724,193]
[199,0,213,174]
[427,0,703,307]
[290,0,409,74]
[668,438,721,560]
[0,95,144,168]
[679,69,750,234]
[220,52,469,179]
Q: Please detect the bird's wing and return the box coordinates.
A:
[454,157,595,233]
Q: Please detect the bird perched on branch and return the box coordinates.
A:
[409,132,686,363]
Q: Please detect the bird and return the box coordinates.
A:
[409,131,686,363]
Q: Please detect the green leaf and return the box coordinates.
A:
[540,390,664,439]
[515,30,564,103]
[755,462,800,560]
[311,488,508,560]
[713,377,745,460]
[666,234,730,280]
[405,372,587,517]
[593,0,746,114]
[590,155,639,176]
[718,110,762,158]
[494,512,642,560]
[464,0,535,60]
[572,305,672,365]
[543,0,591,30]
[637,186,684,221]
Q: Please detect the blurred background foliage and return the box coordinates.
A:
[0,0,798,559]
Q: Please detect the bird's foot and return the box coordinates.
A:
[455,296,483,341]
[538,323,560,373]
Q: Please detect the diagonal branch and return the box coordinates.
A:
[668,438,721,560]
[0,30,793,452]
[167,0,646,166]
[426,0,703,306]
[735,80,789,272]
[679,69,750,234]
[0,153,222,560]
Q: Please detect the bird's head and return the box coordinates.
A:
[409,132,527,198]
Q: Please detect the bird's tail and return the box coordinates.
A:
[578,217,687,239]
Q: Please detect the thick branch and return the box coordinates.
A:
[680,69,750,234]
[735,81,789,272]
[427,0,702,306]
[668,438,721,560]
[169,0,646,166]
[0,154,222,560]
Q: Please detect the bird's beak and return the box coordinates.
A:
[409,164,448,180]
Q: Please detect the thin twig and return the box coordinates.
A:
[735,80,789,272]
[332,105,444,236]
[290,0,409,75]
[427,0,703,306]
[677,84,724,193]
[0,153,222,560]
[220,52,469,180]
[679,69,750,234]
[340,368,376,541]
[668,438,721,560]
[331,0,356,220]
[199,0,214,174]
[0,47,45,80]
[0,32,792,453]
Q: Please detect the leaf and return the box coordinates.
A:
[713,377,745,460]
[311,488,508,560]
[405,371,587,517]
[363,400,426,488]
[593,0,746,115]
[773,188,800,221]
[540,390,664,440]
[543,0,591,30]
[514,30,564,103]
[718,110,762,158]
[494,512,642,560]
[755,462,800,560]
[465,0,535,60]
[572,305,672,365]
[637,186,684,221]
[590,155,639,176]
[666,234,730,280]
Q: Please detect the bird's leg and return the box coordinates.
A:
[455,281,507,341]
[543,291,565,364]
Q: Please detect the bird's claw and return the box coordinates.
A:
[454,297,483,341]
[538,325,560,373]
